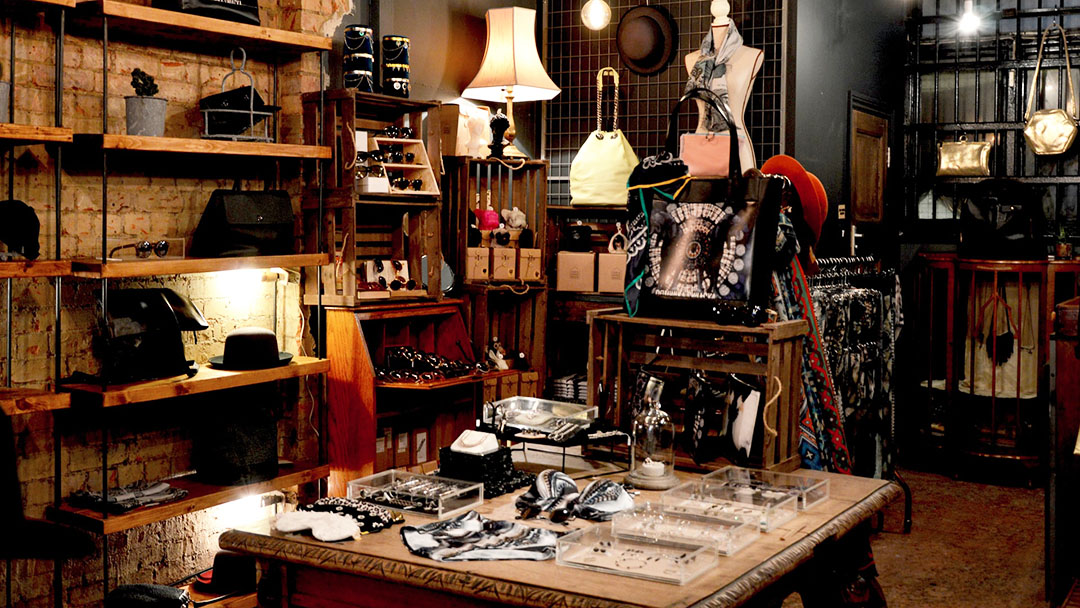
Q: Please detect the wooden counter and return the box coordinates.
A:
[220,470,900,607]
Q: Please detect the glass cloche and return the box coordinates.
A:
[627,377,679,490]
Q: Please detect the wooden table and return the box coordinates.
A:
[220,471,901,608]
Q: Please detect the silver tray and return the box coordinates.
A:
[483,397,598,432]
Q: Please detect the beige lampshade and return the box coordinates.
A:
[463,7,561,103]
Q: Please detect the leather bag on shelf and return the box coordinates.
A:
[570,67,639,207]
[157,0,260,25]
[623,88,783,320]
[936,136,992,177]
[190,185,295,258]
[1024,23,1079,156]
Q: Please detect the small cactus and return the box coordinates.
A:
[130,69,158,97]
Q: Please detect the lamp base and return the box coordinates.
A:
[502,142,529,159]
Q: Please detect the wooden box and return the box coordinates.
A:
[466,248,490,281]
[1057,296,1080,337]
[498,373,521,400]
[519,249,542,282]
[557,251,596,292]
[492,248,517,281]
[597,252,627,293]
[463,283,548,391]
[586,310,808,472]
[519,371,539,398]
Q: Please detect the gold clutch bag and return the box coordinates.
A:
[937,136,991,177]
[1025,24,1078,156]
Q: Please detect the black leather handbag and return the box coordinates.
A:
[190,186,295,258]
[624,89,783,320]
[156,0,260,25]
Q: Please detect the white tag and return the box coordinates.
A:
[732,390,761,457]
[397,434,409,452]
[375,437,386,454]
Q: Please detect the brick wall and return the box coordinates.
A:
[1,0,351,604]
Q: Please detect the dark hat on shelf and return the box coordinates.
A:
[0,199,40,261]
[616,5,678,76]
[209,327,293,370]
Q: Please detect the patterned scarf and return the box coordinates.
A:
[685,22,745,132]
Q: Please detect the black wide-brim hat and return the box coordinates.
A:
[616,5,678,76]
[209,327,293,370]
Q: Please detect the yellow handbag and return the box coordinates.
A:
[570,67,638,206]
[937,136,992,177]
[1024,24,1078,156]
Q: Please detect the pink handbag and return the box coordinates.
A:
[679,131,747,177]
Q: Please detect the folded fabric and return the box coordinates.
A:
[514,469,579,515]
[400,511,560,562]
[274,511,359,542]
[572,479,634,522]
[299,497,403,535]
[68,481,188,514]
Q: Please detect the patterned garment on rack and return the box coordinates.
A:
[770,216,852,474]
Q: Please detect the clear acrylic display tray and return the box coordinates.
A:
[611,502,759,556]
[702,466,830,511]
[347,470,483,519]
[556,523,718,585]
[483,397,599,432]
[661,480,798,532]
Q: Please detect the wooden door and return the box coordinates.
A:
[850,109,889,223]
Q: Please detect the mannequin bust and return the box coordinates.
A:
[684,0,764,170]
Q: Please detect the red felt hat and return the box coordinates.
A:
[760,155,827,245]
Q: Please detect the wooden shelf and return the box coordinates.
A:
[73,134,331,159]
[0,388,71,416]
[547,205,627,214]
[375,370,519,392]
[72,253,329,278]
[3,0,76,10]
[72,0,331,55]
[47,462,329,535]
[373,138,424,146]
[381,163,427,170]
[0,123,73,145]
[301,190,440,209]
[64,356,329,407]
[305,292,437,307]
[301,90,438,122]
[180,584,256,608]
[0,260,71,278]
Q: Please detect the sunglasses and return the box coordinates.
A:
[380,126,415,139]
[387,151,416,164]
[357,164,386,178]
[109,240,169,259]
[392,177,424,191]
[356,150,385,163]
[378,275,417,291]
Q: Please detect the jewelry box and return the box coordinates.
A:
[702,466,831,511]
[661,479,798,532]
[347,470,483,520]
[610,502,759,557]
[556,523,717,585]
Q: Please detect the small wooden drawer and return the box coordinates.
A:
[519,371,539,398]
[466,248,490,281]
[519,249,542,282]
[483,377,499,403]
[498,372,520,400]
[492,248,517,281]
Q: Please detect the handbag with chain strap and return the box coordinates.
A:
[570,67,638,206]
[1024,23,1079,155]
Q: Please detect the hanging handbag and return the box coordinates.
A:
[936,136,992,176]
[190,184,295,258]
[570,67,639,206]
[1024,24,1078,155]
[624,88,783,320]
[678,95,746,177]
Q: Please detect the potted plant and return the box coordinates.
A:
[126,68,165,137]
[1057,224,1073,260]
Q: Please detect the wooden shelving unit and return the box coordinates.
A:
[15,0,77,8]
[0,123,72,144]
[0,260,71,279]
[48,462,330,535]
[71,253,328,279]
[71,0,331,55]
[72,134,330,159]
[0,388,71,416]
[64,356,329,408]
[375,369,518,391]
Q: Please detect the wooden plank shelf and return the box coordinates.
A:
[300,90,438,122]
[301,189,439,210]
[63,356,329,407]
[73,134,331,159]
[0,123,73,144]
[0,388,71,416]
[72,253,329,278]
[47,462,329,535]
[72,0,331,55]
[375,370,518,392]
[0,260,71,278]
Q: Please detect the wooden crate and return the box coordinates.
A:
[462,283,548,391]
[442,157,548,286]
[303,204,441,307]
[586,310,808,472]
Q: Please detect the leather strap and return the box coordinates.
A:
[1026,23,1077,120]
[665,88,742,180]
[595,67,619,135]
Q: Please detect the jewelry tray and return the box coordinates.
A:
[483,397,599,432]
[702,466,830,511]
[347,470,483,520]
[661,480,798,532]
[611,502,759,557]
[556,523,718,585]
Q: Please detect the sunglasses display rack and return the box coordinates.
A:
[702,466,830,511]
[660,479,798,532]
[348,469,483,519]
[372,136,440,196]
[610,502,760,557]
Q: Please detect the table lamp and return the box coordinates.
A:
[463,7,561,159]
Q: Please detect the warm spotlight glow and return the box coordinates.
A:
[217,494,263,529]
[581,0,611,30]
[958,1,980,35]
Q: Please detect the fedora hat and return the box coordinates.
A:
[209,327,293,370]
[761,155,829,246]
[616,5,677,76]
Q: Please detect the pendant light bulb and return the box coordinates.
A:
[958,0,980,35]
[581,0,611,31]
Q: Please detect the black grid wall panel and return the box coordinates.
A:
[545,0,784,206]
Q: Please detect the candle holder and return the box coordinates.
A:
[627,377,678,490]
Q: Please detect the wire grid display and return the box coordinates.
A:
[544,0,784,206]
[905,0,1080,238]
